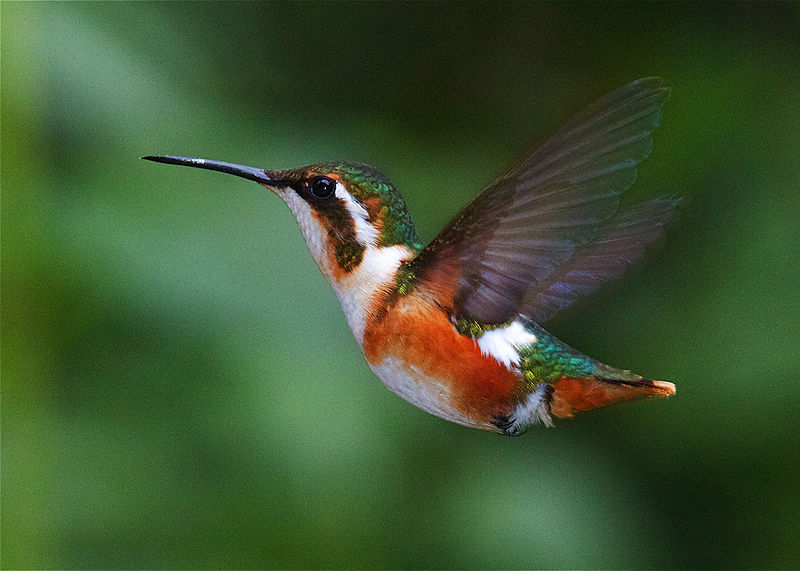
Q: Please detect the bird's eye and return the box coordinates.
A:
[309,176,336,199]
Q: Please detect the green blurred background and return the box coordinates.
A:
[3,2,799,568]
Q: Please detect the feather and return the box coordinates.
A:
[403,78,675,325]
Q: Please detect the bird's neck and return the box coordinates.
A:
[282,185,419,343]
[329,244,415,343]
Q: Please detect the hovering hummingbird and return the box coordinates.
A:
[144,77,678,435]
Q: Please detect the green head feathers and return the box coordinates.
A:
[274,161,424,251]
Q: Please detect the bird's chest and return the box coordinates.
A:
[361,298,521,429]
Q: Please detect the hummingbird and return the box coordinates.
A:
[143,77,678,435]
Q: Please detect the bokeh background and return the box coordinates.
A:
[3,2,799,569]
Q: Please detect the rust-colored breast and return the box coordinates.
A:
[362,293,520,424]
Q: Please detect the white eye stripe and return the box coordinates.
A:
[334,181,379,246]
[334,181,367,215]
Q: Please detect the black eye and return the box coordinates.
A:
[309,176,336,199]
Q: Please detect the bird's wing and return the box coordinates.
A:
[519,195,680,323]
[399,78,674,324]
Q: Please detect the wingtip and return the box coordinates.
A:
[634,76,664,86]
[629,77,671,104]
[652,194,684,211]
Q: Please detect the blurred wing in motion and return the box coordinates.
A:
[520,195,680,323]
[402,78,677,324]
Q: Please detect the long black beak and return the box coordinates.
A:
[141,155,273,185]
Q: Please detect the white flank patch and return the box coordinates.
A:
[476,320,537,369]
[509,384,553,431]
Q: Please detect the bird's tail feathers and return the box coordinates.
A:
[549,375,675,418]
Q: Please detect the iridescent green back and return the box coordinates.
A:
[517,318,641,392]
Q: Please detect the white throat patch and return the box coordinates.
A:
[280,183,412,345]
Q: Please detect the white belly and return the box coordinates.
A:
[368,355,492,429]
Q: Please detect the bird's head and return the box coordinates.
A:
[143,156,423,282]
